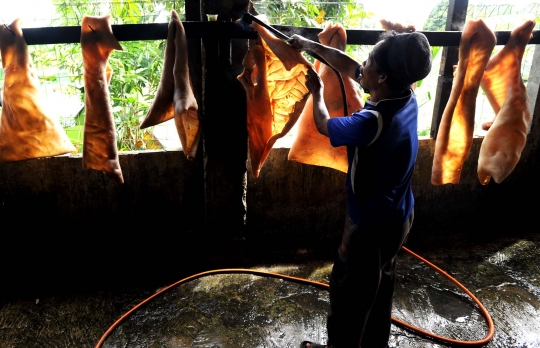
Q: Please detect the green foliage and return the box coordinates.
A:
[424,0,449,31]
[417,128,431,137]
[252,0,371,29]
[109,40,165,151]
[51,0,185,25]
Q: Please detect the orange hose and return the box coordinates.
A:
[399,246,495,346]
[95,247,495,348]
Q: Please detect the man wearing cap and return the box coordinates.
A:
[288,30,432,348]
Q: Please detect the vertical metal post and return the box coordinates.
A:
[524,44,540,167]
[201,0,249,239]
[186,0,202,107]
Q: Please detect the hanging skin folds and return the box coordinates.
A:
[431,19,496,185]
[237,15,311,178]
[288,23,364,173]
[139,13,177,129]
[139,10,201,160]
[238,42,273,179]
[0,18,76,162]
[81,14,124,184]
[477,19,536,185]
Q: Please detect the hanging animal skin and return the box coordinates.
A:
[171,10,201,160]
[249,15,312,71]
[431,19,496,186]
[139,12,176,129]
[238,15,311,178]
[288,23,363,173]
[0,18,76,162]
[477,19,536,185]
[81,14,124,184]
[139,10,200,160]
[238,42,273,179]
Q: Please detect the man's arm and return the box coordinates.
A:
[288,34,360,81]
[305,66,330,136]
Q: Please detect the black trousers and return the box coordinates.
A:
[326,210,414,348]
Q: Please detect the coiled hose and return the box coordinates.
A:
[95,246,494,347]
[96,16,495,348]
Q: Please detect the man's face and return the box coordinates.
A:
[359,43,383,95]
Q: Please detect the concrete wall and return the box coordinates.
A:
[1,127,539,297]
[5,139,529,234]
[0,136,537,247]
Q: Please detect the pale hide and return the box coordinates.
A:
[238,15,311,178]
[477,20,535,184]
[288,23,364,173]
[0,18,76,162]
[431,19,496,185]
[139,10,200,160]
[81,14,124,184]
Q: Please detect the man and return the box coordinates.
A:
[288,30,432,348]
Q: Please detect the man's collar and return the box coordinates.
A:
[365,89,412,107]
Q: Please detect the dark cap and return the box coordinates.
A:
[386,32,432,86]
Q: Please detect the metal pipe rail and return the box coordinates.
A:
[19,21,540,46]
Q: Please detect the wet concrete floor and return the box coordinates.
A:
[0,228,539,348]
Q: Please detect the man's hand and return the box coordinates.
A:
[305,66,323,95]
[288,34,315,51]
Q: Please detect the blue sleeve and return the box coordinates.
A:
[327,111,379,148]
